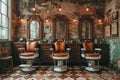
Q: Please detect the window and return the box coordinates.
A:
[0,0,10,40]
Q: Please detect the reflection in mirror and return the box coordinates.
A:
[82,20,91,39]
[53,14,69,39]
[30,20,39,39]
[28,15,43,40]
[56,20,66,39]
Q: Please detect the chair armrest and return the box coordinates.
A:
[50,48,54,52]
[94,48,102,54]
[18,48,25,53]
[66,48,71,53]
[81,48,85,53]
[66,48,71,51]
[34,48,39,57]
[50,48,54,56]
[81,48,85,57]
[35,48,39,54]
[18,48,25,50]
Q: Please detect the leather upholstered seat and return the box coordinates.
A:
[19,41,39,72]
[81,40,101,72]
[51,39,70,72]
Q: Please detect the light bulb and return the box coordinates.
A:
[86,7,89,11]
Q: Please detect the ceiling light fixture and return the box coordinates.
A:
[31,0,40,14]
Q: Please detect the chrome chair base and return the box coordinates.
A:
[85,67,99,72]
[19,64,37,72]
[53,60,68,72]
[20,67,36,72]
[53,66,68,72]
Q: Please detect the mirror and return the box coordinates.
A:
[28,15,43,40]
[79,16,93,39]
[53,14,69,39]
[30,20,39,39]
[56,20,66,39]
[81,20,91,39]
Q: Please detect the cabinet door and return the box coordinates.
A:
[94,44,109,66]
[67,44,81,65]
[40,44,53,64]
[12,42,25,66]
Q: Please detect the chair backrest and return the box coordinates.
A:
[26,41,38,52]
[54,39,66,52]
[83,40,93,52]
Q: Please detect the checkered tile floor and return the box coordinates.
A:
[1,66,120,80]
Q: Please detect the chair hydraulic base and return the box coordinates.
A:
[19,64,36,72]
[85,67,99,72]
[20,67,36,72]
[53,66,68,72]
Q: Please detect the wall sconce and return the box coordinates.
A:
[31,0,39,14]
[20,18,26,24]
[45,19,49,23]
[86,7,89,11]
[72,18,78,24]
[73,19,77,23]
[85,4,90,12]
[98,19,103,24]
[58,5,62,12]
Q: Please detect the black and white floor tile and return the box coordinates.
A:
[0,66,120,80]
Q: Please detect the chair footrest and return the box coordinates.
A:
[19,64,31,67]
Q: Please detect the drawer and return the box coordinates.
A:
[40,45,52,50]
[68,45,80,50]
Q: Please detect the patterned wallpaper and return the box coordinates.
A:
[12,0,104,41]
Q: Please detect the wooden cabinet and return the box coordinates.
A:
[39,44,53,64]
[67,44,81,65]
[94,44,109,66]
[12,42,25,66]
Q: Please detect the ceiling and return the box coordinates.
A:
[34,0,106,17]
[17,0,106,19]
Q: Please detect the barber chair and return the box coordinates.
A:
[50,39,70,72]
[81,40,101,72]
[19,41,39,72]
[0,47,13,74]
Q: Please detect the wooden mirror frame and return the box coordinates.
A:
[53,14,69,39]
[27,15,43,40]
[79,15,94,39]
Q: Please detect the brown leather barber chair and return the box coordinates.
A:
[19,41,39,72]
[81,40,101,72]
[50,39,70,72]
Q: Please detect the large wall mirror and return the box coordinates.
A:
[53,14,69,39]
[79,16,94,39]
[28,15,43,40]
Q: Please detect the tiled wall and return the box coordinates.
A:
[105,38,120,68]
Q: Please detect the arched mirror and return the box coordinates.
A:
[30,20,39,39]
[79,16,94,39]
[56,20,66,39]
[28,15,43,40]
[53,14,69,39]
[82,20,91,39]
